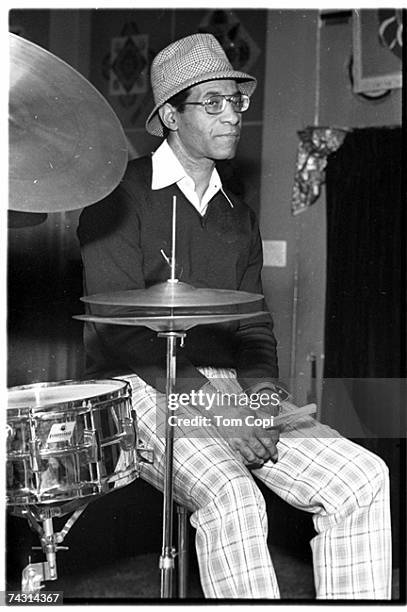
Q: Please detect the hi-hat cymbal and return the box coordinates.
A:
[9,33,128,213]
[81,281,264,309]
[74,311,267,332]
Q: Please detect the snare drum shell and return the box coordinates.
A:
[6,379,139,506]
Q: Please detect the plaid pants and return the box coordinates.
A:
[119,368,392,600]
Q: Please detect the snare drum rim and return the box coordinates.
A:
[7,378,131,418]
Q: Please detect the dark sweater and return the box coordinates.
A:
[77,155,279,394]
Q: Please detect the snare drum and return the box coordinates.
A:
[6,379,139,506]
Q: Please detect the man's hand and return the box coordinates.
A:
[228,424,279,468]
[204,384,281,468]
[155,382,282,467]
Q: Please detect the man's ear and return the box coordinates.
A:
[158,103,178,132]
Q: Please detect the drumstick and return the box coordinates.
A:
[170,195,177,282]
[273,403,317,426]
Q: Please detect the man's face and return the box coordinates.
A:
[174,79,243,162]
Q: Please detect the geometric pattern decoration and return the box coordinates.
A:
[199,9,260,73]
[110,33,149,95]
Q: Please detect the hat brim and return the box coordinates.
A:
[145,70,257,137]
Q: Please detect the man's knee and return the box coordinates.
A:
[340,447,389,512]
[192,469,267,523]
[219,473,267,518]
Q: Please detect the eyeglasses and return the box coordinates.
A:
[182,93,250,115]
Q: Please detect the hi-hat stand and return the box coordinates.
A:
[158,327,186,598]
[158,196,184,597]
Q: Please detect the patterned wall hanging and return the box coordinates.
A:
[102,22,152,125]
[199,10,260,72]
[109,31,148,96]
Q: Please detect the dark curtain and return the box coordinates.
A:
[323,127,404,570]
[324,127,402,379]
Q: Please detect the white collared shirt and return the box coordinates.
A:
[151,140,233,216]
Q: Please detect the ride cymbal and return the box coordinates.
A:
[9,33,128,213]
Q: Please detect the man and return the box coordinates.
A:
[78,33,391,599]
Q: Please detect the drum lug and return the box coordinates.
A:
[119,417,136,451]
[6,423,14,446]
[29,440,42,469]
[29,439,43,489]
[83,428,101,462]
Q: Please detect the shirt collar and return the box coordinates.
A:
[151,139,187,190]
[151,139,221,192]
[151,139,234,209]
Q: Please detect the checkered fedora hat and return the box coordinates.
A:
[145,33,257,137]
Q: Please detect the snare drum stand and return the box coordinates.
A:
[12,502,89,593]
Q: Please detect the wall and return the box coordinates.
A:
[260,10,319,399]
[260,11,402,405]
